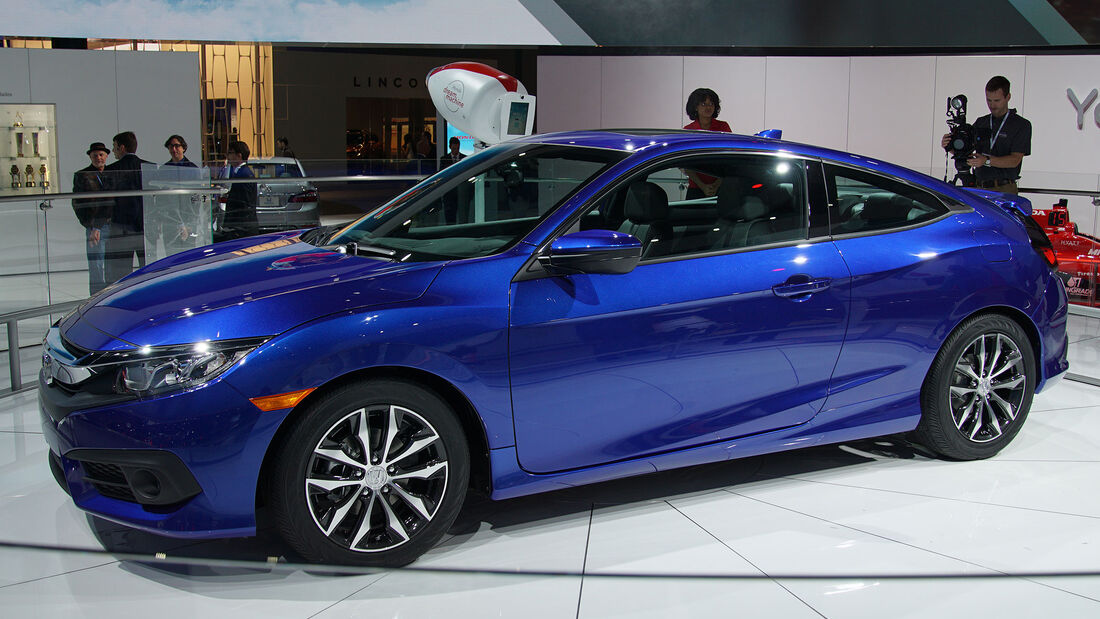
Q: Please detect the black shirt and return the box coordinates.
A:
[72,164,113,228]
[972,108,1031,183]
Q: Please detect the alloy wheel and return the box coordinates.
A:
[304,403,449,553]
[948,332,1027,443]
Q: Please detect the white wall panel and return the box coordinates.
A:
[600,56,683,130]
[763,57,851,151]
[536,56,602,133]
[28,49,122,273]
[682,57,765,134]
[115,51,200,167]
[847,56,938,173]
[1020,55,1100,236]
[1021,55,1100,176]
[0,49,31,102]
[27,49,119,193]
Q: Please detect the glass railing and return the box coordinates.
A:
[2,168,1100,390]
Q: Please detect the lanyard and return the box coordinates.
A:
[988,112,1010,152]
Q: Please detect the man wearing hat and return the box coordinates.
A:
[72,142,113,295]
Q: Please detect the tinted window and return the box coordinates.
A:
[826,164,948,235]
[586,154,808,259]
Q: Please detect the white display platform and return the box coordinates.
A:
[1,376,1098,617]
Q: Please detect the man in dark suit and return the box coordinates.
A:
[216,140,259,242]
[72,142,113,294]
[104,131,151,284]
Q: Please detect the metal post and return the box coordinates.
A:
[7,319,19,393]
[39,199,52,305]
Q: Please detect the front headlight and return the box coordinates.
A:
[103,337,267,398]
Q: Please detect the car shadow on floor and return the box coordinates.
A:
[78,433,935,578]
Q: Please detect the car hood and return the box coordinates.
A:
[66,234,443,349]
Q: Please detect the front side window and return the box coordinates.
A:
[325,144,626,261]
[826,164,948,235]
[583,154,808,260]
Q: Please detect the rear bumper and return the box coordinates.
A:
[257,205,319,232]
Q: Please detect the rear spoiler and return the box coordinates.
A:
[962,188,1032,217]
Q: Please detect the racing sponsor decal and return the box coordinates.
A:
[1064,275,1093,300]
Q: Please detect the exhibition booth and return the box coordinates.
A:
[1,2,1099,616]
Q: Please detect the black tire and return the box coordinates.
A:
[269,379,469,566]
[914,314,1035,460]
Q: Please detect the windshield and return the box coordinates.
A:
[324,143,626,261]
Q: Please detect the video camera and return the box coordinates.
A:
[944,94,975,186]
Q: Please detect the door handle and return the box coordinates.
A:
[772,276,831,299]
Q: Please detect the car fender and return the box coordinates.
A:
[222,302,513,448]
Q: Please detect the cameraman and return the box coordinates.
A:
[941,75,1031,195]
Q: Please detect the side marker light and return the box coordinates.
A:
[250,388,316,412]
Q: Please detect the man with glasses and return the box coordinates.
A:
[164,135,197,168]
[161,134,201,255]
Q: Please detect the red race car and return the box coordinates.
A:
[1032,198,1100,307]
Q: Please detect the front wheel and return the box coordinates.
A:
[269,379,469,566]
[914,314,1035,460]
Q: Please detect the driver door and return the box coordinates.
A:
[508,155,851,473]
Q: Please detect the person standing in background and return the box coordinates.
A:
[162,135,200,254]
[104,131,150,284]
[276,136,295,158]
[72,142,113,295]
[682,88,732,198]
[216,140,259,242]
[940,75,1031,195]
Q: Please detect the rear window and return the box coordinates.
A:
[246,163,304,179]
[825,164,948,235]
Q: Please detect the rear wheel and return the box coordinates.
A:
[914,314,1035,460]
[270,379,469,566]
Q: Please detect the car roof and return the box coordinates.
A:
[514,129,943,191]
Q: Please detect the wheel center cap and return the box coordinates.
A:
[977,378,992,398]
[363,466,388,490]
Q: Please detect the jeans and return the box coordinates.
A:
[105,223,146,286]
[86,223,109,295]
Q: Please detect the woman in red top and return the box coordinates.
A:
[683,88,731,199]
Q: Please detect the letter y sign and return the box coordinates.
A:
[1067,87,1098,129]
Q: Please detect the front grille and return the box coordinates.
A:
[80,461,137,503]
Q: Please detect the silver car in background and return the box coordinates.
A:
[240,157,320,233]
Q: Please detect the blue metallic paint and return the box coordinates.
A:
[40,129,1069,538]
[510,241,851,473]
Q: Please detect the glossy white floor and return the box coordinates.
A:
[0,376,1098,618]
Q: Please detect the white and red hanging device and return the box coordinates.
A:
[427,62,536,148]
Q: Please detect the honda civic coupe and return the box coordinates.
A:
[40,130,1068,566]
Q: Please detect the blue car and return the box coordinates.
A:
[40,130,1068,566]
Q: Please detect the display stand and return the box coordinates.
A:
[2,104,58,195]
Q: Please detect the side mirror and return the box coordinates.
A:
[538,229,642,276]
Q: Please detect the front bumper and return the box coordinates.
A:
[39,374,292,538]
